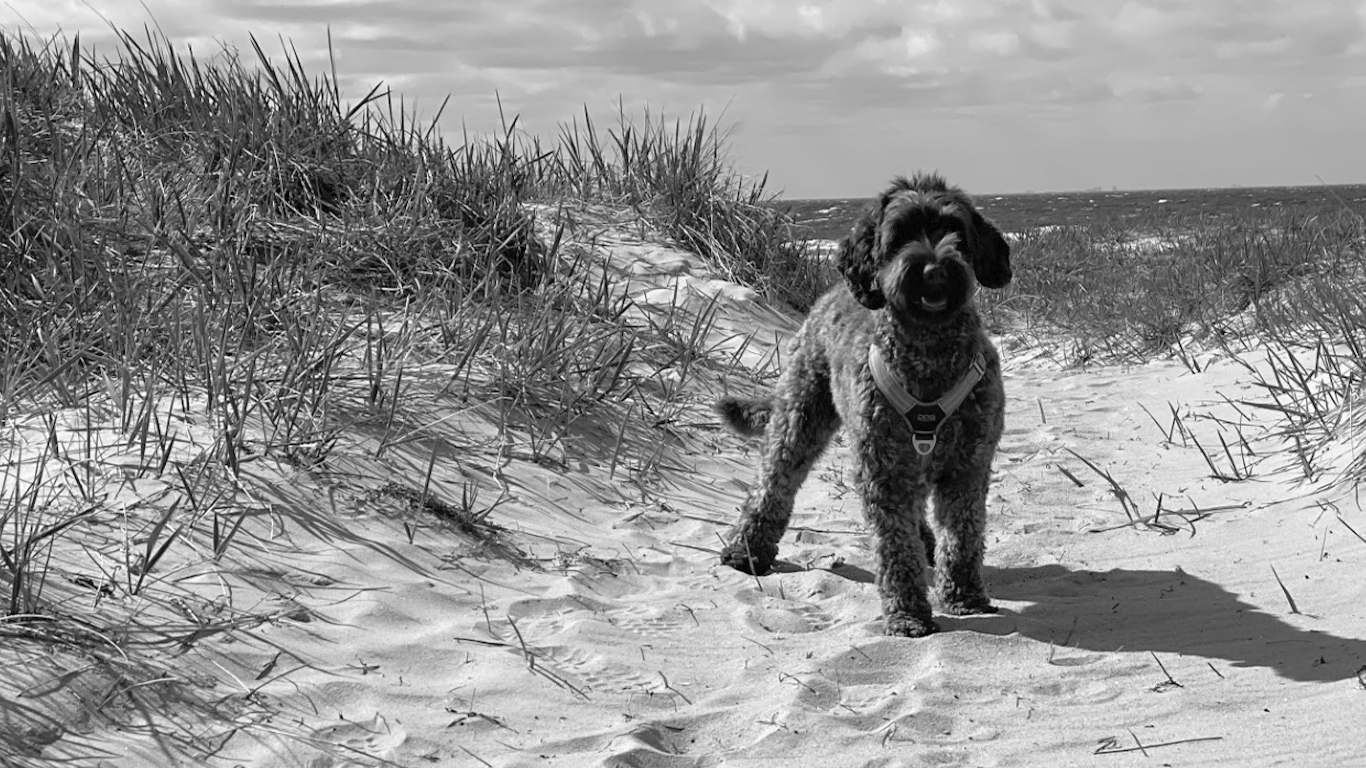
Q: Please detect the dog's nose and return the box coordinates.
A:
[923,262,948,289]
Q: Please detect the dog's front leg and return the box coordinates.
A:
[929,465,996,615]
[859,467,937,637]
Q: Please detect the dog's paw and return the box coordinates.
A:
[884,613,938,638]
[936,593,997,616]
[720,540,777,576]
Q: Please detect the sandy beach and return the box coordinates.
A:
[5,206,1363,768]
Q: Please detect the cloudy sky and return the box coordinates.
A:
[7,1,1365,198]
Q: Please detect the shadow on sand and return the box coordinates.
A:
[928,563,1366,684]
[786,558,1365,683]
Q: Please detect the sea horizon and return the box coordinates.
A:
[783,182,1366,240]
[787,180,1366,202]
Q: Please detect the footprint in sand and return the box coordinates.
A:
[733,591,838,634]
[310,714,408,764]
[538,645,654,693]
[1023,655,1139,706]
[503,594,610,636]
[880,711,974,744]
[769,641,922,724]
[791,638,1004,751]
[607,603,694,639]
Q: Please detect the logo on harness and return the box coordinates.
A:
[908,404,947,430]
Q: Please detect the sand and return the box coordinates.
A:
[4,210,1364,767]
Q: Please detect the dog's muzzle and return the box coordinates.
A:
[919,262,951,311]
[882,238,974,320]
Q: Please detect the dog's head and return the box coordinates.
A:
[837,173,1011,322]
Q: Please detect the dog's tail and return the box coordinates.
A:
[714,396,773,437]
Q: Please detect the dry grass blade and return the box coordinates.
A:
[1095,735,1224,755]
[1149,651,1183,692]
[132,500,186,595]
[1268,565,1302,615]
[1056,464,1085,488]
[1063,448,1138,522]
[1337,515,1366,545]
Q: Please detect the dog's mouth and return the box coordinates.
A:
[880,251,973,322]
[909,259,969,319]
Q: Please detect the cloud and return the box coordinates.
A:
[1108,74,1204,104]
[704,0,914,40]
[971,31,1021,57]
[4,0,1364,195]
[23,1,1356,116]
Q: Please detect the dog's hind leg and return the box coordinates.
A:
[720,352,839,576]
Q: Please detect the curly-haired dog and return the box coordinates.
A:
[716,172,1011,637]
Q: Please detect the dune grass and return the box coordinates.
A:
[983,208,1364,363]
[0,25,820,762]
[556,103,830,311]
[982,205,1365,485]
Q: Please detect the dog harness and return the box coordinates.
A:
[868,344,987,457]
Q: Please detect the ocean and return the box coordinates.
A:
[782,184,1366,241]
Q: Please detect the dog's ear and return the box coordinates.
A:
[837,203,886,309]
[966,209,1012,289]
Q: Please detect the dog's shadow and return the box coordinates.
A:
[965,564,1366,683]
[792,560,1366,683]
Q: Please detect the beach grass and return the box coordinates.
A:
[1,25,821,759]
[982,208,1364,361]
[982,206,1364,484]
[2,21,1364,764]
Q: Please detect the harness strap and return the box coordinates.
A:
[868,344,987,457]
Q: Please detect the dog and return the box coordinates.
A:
[715,172,1011,637]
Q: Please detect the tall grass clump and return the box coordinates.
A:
[558,104,832,311]
[1230,261,1366,484]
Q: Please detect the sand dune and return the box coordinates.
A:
[5,211,1364,767]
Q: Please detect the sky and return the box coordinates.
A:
[5,1,1366,198]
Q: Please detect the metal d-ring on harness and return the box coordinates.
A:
[868,344,987,457]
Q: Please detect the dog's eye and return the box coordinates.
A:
[939,204,972,232]
[938,221,967,243]
[947,217,975,245]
